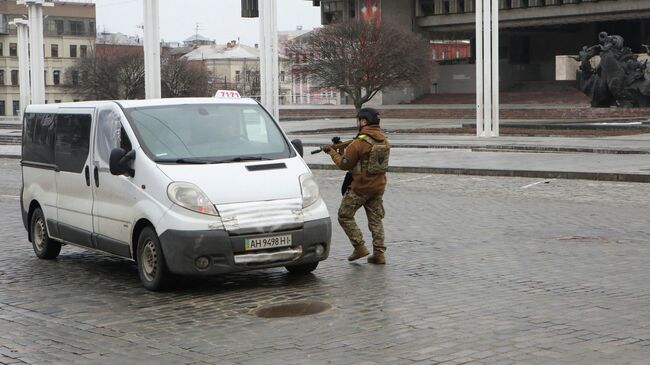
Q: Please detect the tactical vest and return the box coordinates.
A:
[352,134,390,175]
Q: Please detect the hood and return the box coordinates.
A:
[156,157,309,205]
[360,125,386,142]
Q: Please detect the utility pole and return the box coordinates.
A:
[143,0,161,99]
[476,0,499,137]
[11,18,30,117]
[259,0,279,119]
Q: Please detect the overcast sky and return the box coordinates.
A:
[95,0,322,45]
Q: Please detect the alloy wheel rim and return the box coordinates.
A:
[141,240,157,282]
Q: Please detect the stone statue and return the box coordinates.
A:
[577,32,650,108]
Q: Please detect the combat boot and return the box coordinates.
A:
[348,245,369,261]
[367,251,385,265]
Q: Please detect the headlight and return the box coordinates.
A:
[167,182,219,216]
[300,173,320,208]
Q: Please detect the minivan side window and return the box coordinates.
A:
[55,114,91,173]
[23,113,56,165]
[95,107,131,169]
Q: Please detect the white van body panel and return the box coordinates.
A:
[155,157,309,205]
[22,167,57,230]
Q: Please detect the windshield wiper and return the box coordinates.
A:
[154,158,215,164]
[216,156,272,163]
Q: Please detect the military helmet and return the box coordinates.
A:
[357,107,380,125]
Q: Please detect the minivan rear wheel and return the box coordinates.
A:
[137,227,169,291]
[31,207,61,260]
[285,262,319,275]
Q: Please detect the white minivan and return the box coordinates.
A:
[20,97,331,290]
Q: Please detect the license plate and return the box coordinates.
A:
[244,234,292,251]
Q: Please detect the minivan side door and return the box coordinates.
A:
[54,108,94,246]
[90,105,135,257]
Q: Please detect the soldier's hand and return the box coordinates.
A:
[321,145,332,153]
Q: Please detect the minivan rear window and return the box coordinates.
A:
[124,104,292,163]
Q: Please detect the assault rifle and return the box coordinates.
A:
[310,136,354,155]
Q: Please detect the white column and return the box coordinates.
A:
[12,18,30,115]
[143,0,161,99]
[259,0,279,119]
[475,0,499,137]
[25,0,46,104]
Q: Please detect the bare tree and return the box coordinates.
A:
[288,18,432,111]
[68,45,210,100]
[161,56,209,98]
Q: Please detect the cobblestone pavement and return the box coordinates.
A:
[1,158,650,364]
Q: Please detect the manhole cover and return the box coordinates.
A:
[254,301,332,318]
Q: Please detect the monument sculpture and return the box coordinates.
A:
[575,32,650,108]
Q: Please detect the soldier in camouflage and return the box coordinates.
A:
[322,108,390,264]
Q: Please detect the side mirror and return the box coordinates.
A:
[109,148,135,177]
[291,139,304,157]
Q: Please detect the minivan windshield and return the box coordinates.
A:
[124,103,292,163]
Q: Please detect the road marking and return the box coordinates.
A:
[521,179,554,189]
[0,194,19,199]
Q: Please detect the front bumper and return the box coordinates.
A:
[158,217,331,275]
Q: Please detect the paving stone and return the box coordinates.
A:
[0,160,650,363]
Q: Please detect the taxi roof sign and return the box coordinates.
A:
[215,90,241,98]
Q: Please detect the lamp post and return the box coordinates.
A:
[476,0,499,137]
[143,0,161,99]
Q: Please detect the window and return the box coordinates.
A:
[125,104,290,162]
[280,71,285,82]
[0,42,3,56]
[51,44,58,58]
[9,43,16,57]
[89,21,95,35]
[456,50,460,58]
[235,70,240,82]
[55,114,92,173]
[80,45,87,58]
[69,45,77,58]
[11,70,18,86]
[0,101,5,116]
[44,71,47,85]
[69,21,84,36]
[0,70,4,85]
[13,101,19,116]
[54,100,61,104]
[71,70,79,85]
[95,106,132,169]
[23,113,55,164]
[53,70,60,85]
[56,20,64,35]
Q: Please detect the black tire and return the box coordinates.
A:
[285,262,319,275]
[136,227,170,291]
[30,207,61,260]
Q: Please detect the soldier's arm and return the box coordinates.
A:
[328,141,360,171]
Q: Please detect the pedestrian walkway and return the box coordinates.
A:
[291,123,650,182]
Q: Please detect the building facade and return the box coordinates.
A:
[0,0,95,117]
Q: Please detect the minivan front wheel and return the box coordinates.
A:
[137,227,169,291]
[30,207,61,260]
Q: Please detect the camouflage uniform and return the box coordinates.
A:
[327,124,389,254]
[338,189,386,252]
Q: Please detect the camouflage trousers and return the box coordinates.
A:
[338,189,386,252]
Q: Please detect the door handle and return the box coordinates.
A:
[84,166,90,186]
[93,166,99,187]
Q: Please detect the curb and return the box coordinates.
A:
[302,143,650,155]
[0,154,19,159]
[307,163,650,183]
